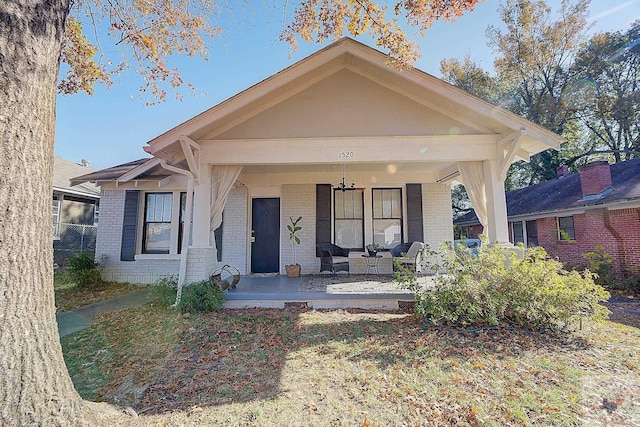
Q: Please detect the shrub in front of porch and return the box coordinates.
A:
[151,276,224,313]
[397,244,610,331]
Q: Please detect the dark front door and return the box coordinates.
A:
[251,198,280,273]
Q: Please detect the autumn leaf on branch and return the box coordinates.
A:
[281,0,481,67]
[59,17,111,95]
[60,0,481,101]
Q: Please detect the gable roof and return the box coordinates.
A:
[455,158,640,225]
[54,157,100,198]
[142,37,562,165]
[70,158,152,185]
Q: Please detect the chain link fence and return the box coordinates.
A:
[53,223,98,267]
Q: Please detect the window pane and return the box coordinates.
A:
[334,189,363,219]
[373,188,401,219]
[146,194,156,221]
[145,223,171,253]
[373,219,401,248]
[345,192,354,218]
[526,220,538,246]
[391,189,401,218]
[373,189,382,217]
[558,216,575,240]
[162,194,173,221]
[512,222,524,244]
[335,219,363,249]
[155,194,164,221]
[335,191,345,219]
[353,190,363,218]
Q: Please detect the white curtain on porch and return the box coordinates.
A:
[457,161,488,228]
[210,165,243,231]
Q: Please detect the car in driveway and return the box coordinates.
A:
[453,238,481,255]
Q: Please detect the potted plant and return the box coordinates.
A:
[366,242,382,256]
[285,216,303,277]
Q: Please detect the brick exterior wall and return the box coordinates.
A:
[221,186,249,274]
[470,224,484,239]
[95,189,180,284]
[184,247,217,283]
[460,206,639,277]
[422,183,454,249]
[530,207,640,275]
[281,184,318,275]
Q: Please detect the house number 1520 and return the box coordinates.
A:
[339,151,355,158]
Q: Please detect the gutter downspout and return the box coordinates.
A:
[160,160,194,305]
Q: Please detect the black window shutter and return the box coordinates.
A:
[406,184,424,243]
[316,184,332,256]
[214,224,223,262]
[120,190,140,261]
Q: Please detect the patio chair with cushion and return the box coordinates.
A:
[317,243,350,275]
[393,241,424,272]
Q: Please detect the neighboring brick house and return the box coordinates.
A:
[455,159,640,276]
[53,157,100,265]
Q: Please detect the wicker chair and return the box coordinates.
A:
[318,243,350,275]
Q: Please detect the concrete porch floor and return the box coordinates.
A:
[224,274,415,310]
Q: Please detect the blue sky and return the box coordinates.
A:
[54,0,639,170]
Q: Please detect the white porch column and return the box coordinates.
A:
[482,159,510,245]
[191,164,212,247]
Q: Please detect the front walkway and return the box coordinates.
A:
[56,287,153,337]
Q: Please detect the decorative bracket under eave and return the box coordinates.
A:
[179,135,201,184]
[498,130,527,181]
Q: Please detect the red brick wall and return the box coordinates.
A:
[579,161,612,196]
[535,207,640,275]
[471,224,484,239]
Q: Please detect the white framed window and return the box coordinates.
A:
[512,221,525,245]
[334,188,364,250]
[512,220,539,247]
[141,191,191,255]
[143,193,173,254]
[558,216,575,241]
[52,194,61,239]
[93,201,99,226]
[372,188,402,249]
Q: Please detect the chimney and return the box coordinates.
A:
[556,165,569,178]
[579,161,612,197]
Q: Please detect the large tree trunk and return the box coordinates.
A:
[0,1,118,425]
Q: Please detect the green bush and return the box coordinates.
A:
[179,280,225,313]
[151,275,179,307]
[151,276,225,312]
[397,243,610,330]
[582,245,616,287]
[65,252,102,288]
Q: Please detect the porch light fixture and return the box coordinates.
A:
[335,164,355,191]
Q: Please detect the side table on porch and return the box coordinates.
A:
[361,254,383,275]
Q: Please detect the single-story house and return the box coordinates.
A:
[455,159,640,275]
[53,157,100,265]
[71,37,562,285]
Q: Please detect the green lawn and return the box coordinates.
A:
[61,304,640,426]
